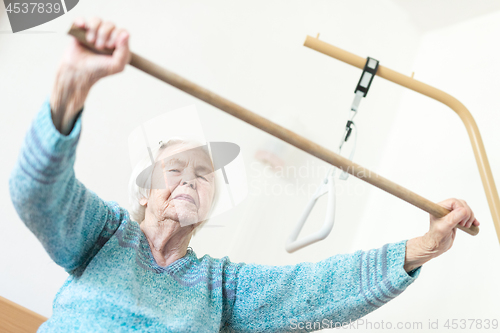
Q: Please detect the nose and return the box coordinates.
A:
[182,177,196,190]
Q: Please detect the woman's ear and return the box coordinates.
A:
[140,197,148,206]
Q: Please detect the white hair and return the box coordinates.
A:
[128,137,220,236]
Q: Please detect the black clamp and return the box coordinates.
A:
[354,57,379,97]
[344,120,354,142]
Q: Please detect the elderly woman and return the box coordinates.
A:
[9,18,479,333]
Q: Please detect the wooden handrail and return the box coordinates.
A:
[66,25,479,236]
[0,295,47,333]
[304,35,499,244]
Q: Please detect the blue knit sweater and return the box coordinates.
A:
[8,97,421,332]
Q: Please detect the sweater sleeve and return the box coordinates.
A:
[8,96,126,275]
[226,240,421,333]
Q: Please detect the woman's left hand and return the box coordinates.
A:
[404,198,480,272]
[423,198,480,258]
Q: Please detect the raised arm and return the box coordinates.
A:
[226,240,418,332]
[226,199,479,332]
[8,98,123,274]
[8,17,131,275]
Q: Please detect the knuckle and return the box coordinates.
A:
[103,22,115,32]
[113,28,123,38]
[89,16,101,28]
[96,28,105,38]
[119,28,127,37]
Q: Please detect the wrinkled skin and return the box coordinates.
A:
[141,143,216,228]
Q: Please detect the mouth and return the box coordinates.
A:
[173,194,196,206]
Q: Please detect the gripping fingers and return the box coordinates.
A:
[73,17,86,29]
[106,27,122,49]
[458,199,474,228]
[86,17,102,44]
[96,21,115,49]
[108,30,130,74]
[436,198,480,230]
[107,28,126,49]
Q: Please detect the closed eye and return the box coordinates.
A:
[170,169,207,181]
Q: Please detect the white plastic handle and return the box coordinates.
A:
[285,122,357,253]
[285,168,336,253]
[286,101,359,253]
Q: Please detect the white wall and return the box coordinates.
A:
[7,0,488,327]
[351,10,500,333]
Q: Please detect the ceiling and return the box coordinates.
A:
[2,1,500,34]
[392,0,500,33]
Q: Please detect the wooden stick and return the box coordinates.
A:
[0,296,47,332]
[304,35,499,242]
[67,25,479,236]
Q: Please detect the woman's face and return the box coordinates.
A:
[144,143,216,228]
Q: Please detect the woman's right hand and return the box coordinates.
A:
[50,17,131,135]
